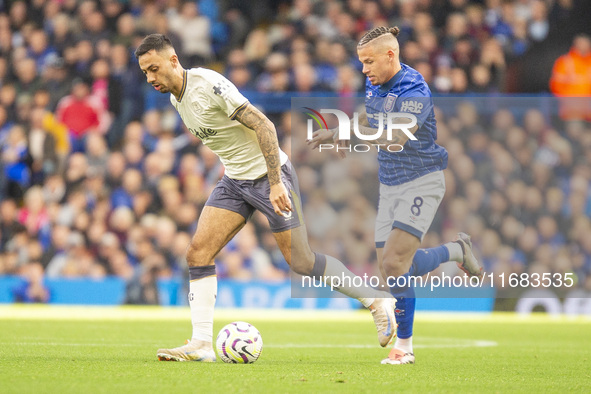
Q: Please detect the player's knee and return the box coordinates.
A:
[382,254,410,278]
[379,264,388,282]
[186,242,211,267]
[289,249,315,276]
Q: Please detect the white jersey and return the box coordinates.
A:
[170,68,288,180]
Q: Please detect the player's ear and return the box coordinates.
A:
[170,53,179,67]
[387,49,396,63]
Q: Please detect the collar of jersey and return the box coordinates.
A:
[177,69,188,102]
[378,64,405,95]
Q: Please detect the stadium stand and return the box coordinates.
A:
[0,0,590,303]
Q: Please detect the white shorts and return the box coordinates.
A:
[375,170,445,247]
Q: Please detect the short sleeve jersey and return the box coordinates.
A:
[365,63,448,186]
[171,68,288,180]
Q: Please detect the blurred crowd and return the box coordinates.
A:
[292,100,591,293]
[0,0,589,303]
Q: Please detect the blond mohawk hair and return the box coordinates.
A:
[358,26,400,47]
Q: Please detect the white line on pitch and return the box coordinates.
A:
[1,340,497,348]
[266,341,497,349]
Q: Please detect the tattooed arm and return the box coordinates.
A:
[234,103,291,215]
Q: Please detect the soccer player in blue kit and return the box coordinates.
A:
[311,26,483,364]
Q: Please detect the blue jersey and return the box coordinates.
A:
[365,63,448,186]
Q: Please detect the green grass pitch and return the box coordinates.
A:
[0,306,590,393]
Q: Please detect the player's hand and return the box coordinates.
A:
[270,182,292,216]
[307,128,336,149]
[307,128,348,159]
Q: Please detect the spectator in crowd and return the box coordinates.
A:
[1,124,30,200]
[528,0,549,42]
[550,34,591,96]
[0,106,14,145]
[124,253,167,305]
[28,107,58,184]
[0,199,20,252]
[18,185,50,243]
[12,262,49,303]
[55,79,103,152]
[108,44,144,148]
[15,57,43,99]
[112,12,135,48]
[27,29,58,73]
[550,34,591,121]
[41,57,73,111]
[89,59,117,135]
[49,13,76,55]
[167,1,212,67]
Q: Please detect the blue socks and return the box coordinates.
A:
[393,294,416,339]
[411,245,449,276]
[390,245,449,339]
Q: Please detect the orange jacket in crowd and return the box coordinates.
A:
[549,43,591,121]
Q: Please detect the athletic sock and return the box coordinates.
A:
[411,245,450,276]
[394,336,413,354]
[444,241,463,262]
[388,246,450,342]
[388,272,415,338]
[188,265,217,342]
[312,253,377,308]
[393,292,416,339]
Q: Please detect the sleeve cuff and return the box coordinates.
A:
[229,100,249,120]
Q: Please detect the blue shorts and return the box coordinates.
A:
[204,162,303,233]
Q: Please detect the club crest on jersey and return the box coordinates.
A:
[192,102,203,114]
[366,90,373,98]
[384,93,397,112]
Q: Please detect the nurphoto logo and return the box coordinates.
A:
[303,107,418,153]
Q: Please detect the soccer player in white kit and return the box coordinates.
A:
[135,34,395,362]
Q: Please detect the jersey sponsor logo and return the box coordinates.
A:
[384,93,397,112]
[189,127,218,140]
[399,100,423,114]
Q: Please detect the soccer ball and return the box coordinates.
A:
[215,321,263,364]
